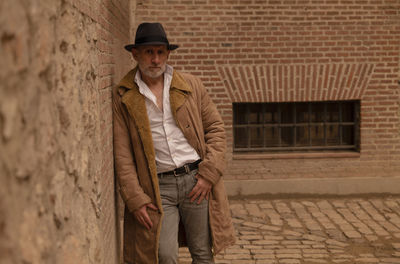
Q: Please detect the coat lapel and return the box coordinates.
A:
[117,68,193,208]
[118,68,161,208]
[170,71,192,117]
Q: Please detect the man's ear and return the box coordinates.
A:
[131,48,138,61]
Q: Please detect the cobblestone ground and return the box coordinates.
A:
[179,196,400,264]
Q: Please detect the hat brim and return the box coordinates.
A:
[124,42,179,52]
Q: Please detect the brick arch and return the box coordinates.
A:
[217,64,375,103]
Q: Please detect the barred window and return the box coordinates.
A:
[233,101,360,152]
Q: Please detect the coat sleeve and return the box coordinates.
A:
[112,86,152,212]
[194,78,227,185]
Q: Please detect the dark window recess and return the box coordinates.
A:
[233,101,360,152]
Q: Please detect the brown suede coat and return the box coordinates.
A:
[112,67,235,264]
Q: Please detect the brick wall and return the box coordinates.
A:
[134,0,400,182]
[0,0,133,263]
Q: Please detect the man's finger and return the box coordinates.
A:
[142,220,151,230]
[143,215,153,230]
[190,189,201,203]
[188,185,198,198]
[147,203,158,211]
[197,193,205,204]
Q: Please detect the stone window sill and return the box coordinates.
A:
[232,151,360,160]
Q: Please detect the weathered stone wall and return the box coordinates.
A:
[0,0,134,263]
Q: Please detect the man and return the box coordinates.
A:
[113,22,235,264]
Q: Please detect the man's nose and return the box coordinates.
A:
[151,54,160,64]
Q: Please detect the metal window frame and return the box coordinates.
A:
[233,101,360,152]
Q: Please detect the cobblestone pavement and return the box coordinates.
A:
[179,196,400,264]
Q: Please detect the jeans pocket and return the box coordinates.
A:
[190,169,198,183]
[184,169,198,196]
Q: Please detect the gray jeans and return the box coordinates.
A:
[158,169,214,264]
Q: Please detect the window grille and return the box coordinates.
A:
[233,101,360,152]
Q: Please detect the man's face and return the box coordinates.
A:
[132,45,170,79]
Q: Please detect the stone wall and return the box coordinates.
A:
[0,0,134,263]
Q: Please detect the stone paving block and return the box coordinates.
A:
[245,204,264,218]
[365,235,379,242]
[236,239,251,245]
[275,249,301,254]
[259,202,274,209]
[302,253,329,259]
[353,222,374,235]
[275,202,292,214]
[253,240,280,245]
[311,244,326,249]
[276,253,302,259]
[253,254,275,259]
[354,257,379,263]
[240,235,263,241]
[215,260,231,264]
[242,222,263,228]
[230,260,256,264]
[303,234,326,242]
[334,254,354,258]
[326,239,348,247]
[304,259,329,263]
[255,260,276,264]
[287,219,303,228]
[282,230,303,237]
[260,224,281,232]
[278,259,301,264]
[343,230,362,239]
[302,248,328,254]
[392,243,400,249]
[305,221,323,231]
[282,241,302,246]
[264,235,284,240]
[329,249,345,254]
[242,245,263,250]
[380,258,400,263]
[332,260,352,263]
[224,248,251,254]
[250,249,274,254]
[232,218,245,224]
[223,254,251,260]
[332,200,347,208]
[239,230,260,235]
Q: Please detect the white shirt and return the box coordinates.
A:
[135,65,200,173]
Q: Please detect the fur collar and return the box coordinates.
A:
[117,67,192,209]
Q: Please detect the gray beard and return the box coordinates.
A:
[139,63,166,79]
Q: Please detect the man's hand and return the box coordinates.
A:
[188,175,212,204]
[133,203,158,230]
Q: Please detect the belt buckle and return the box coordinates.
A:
[184,164,190,174]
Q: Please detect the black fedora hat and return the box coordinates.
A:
[124,23,179,52]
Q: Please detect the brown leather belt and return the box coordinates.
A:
[157,159,201,177]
